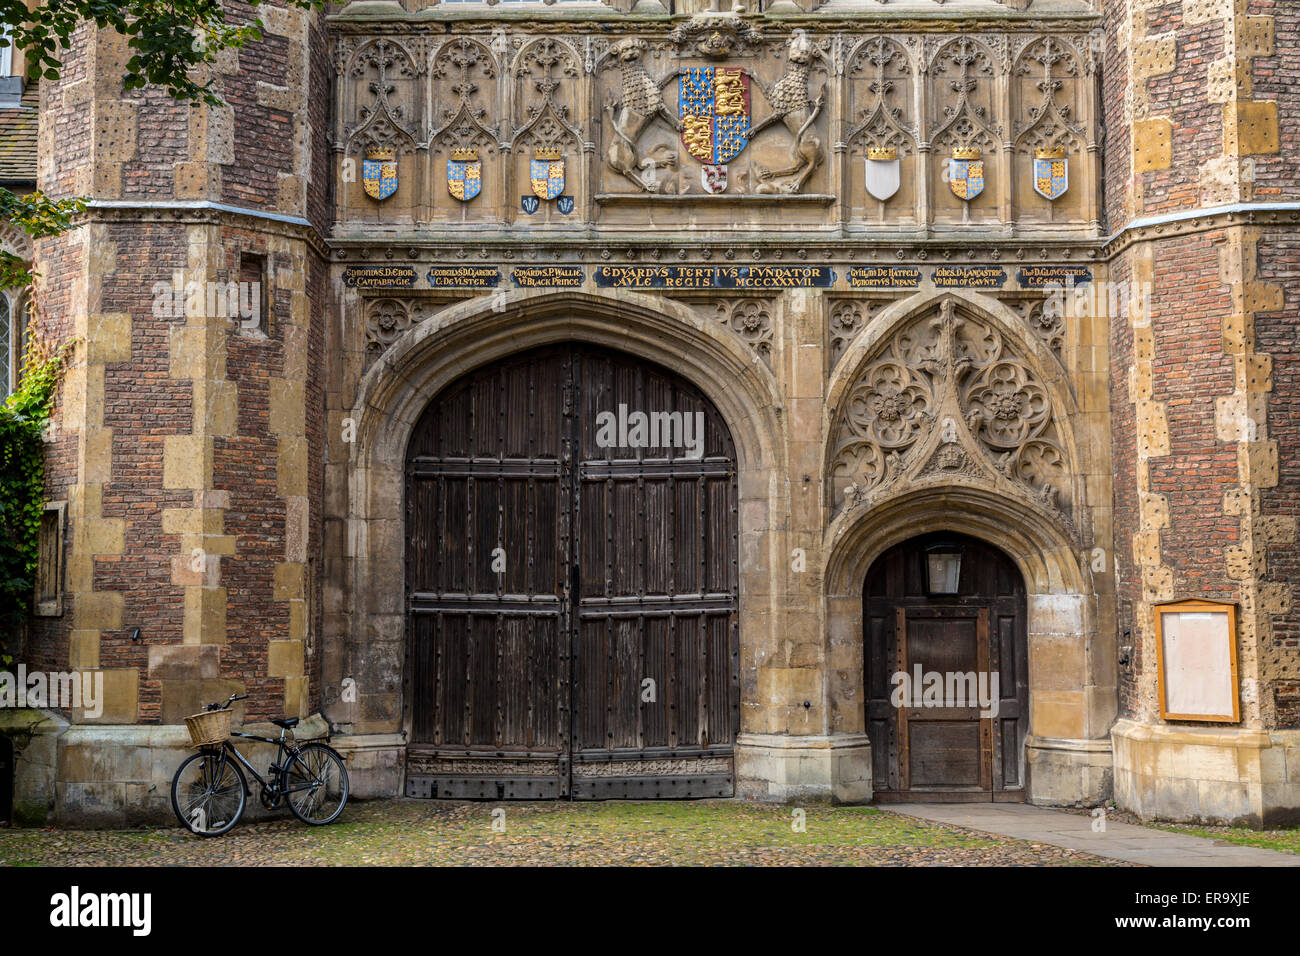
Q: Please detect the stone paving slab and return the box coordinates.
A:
[886,803,1300,867]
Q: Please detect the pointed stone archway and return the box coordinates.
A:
[321,287,818,799]
[820,290,1115,805]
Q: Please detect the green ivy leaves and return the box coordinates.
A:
[0,336,68,663]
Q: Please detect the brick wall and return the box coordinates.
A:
[27,8,329,725]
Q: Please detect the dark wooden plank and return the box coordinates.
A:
[978,607,993,793]
[896,606,908,792]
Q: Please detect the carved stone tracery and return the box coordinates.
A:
[341,37,426,155]
[511,37,585,151]
[713,298,774,366]
[846,36,917,159]
[928,36,1001,151]
[1013,36,1088,155]
[831,299,1072,518]
[430,37,501,155]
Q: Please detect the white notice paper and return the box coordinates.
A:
[1162,611,1234,718]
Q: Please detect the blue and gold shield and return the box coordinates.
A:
[679,67,751,165]
[447,148,482,202]
[1033,150,1068,201]
[529,150,564,201]
[362,147,398,201]
[948,151,984,201]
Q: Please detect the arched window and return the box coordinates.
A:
[0,293,11,396]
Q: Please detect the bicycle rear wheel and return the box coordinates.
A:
[171,749,247,837]
[284,743,349,825]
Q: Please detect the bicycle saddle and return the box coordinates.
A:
[272,717,299,729]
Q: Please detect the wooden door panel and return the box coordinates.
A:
[906,616,979,674]
[406,348,572,798]
[407,344,738,800]
[908,723,983,787]
[572,347,738,798]
[865,533,1028,802]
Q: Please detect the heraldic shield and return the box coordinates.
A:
[701,164,727,194]
[362,146,398,201]
[447,147,482,202]
[1033,147,1068,200]
[865,146,900,202]
[948,148,985,201]
[679,66,751,165]
[529,149,564,201]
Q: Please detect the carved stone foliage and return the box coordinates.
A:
[830,299,1073,520]
[364,297,419,365]
[1003,295,1066,358]
[668,13,762,60]
[846,36,917,159]
[828,299,874,367]
[713,298,774,366]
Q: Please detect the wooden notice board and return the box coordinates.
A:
[1154,600,1239,723]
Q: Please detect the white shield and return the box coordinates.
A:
[701,164,728,194]
[865,157,900,201]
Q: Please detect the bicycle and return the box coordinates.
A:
[171,693,350,837]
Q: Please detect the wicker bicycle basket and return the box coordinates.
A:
[184,709,232,748]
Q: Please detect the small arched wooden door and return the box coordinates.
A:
[404,343,740,799]
[864,532,1029,801]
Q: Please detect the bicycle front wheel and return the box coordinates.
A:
[284,743,349,825]
[171,749,247,837]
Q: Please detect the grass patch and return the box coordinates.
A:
[0,799,1117,867]
[1147,822,1300,855]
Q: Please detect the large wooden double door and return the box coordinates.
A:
[865,534,1029,801]
[404,344,740,799]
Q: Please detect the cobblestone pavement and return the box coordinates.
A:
[0,799,1129,866]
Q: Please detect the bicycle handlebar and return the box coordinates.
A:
[205,693,249,711]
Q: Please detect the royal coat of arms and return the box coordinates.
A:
[447,147,482,202]
[864,146,900,202]
[679,66,751,165]
[362,146,398,201]
[529,148,565,201]
[948,147,985,201]
[1033,146,1068,201]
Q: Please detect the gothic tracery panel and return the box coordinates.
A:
[830,299,1073,520]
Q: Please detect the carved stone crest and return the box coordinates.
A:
[603,38,681,193]
[748,31,826,194]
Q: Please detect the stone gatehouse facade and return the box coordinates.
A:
[4,0,1300,827]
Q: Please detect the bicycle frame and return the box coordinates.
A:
[205,728,319,799]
